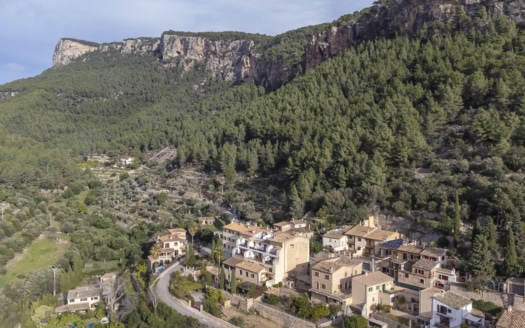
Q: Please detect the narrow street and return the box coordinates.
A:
[154,260,235,328]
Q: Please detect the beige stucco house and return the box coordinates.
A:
[310,256,363,309]
[351,271,394,317]
[219,222,310,286]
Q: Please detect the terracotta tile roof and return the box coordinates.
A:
[433,291,471,309]
[55,302,91,313]
[236,260,265,273]
[323,230,345,239]
[352,271,393,286]
[223,256,244,267]
[412,259,439,271]
[345,225,376,237]
[497,308,525,328]
[158,234,186,242]
[312,256,363,273]
[366,229,399,241]
[67,286,101,300]
[168,228,186,233]
[420,248,446,258]
[274,221,291,227]
[223,222,249,233]
[397,245,423,254]
[470,308,485,318]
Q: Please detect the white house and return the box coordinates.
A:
[430,291,485,327]
[55,285,102,313]
[322,229,348,252]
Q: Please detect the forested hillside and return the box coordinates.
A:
[1,0,525,326]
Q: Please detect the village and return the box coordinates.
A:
[55,213,524,328]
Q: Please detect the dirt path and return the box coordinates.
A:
[3,234,69,270]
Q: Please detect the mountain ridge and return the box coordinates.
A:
[51,0,525,89]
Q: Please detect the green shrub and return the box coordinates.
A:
[267,294,280,305]
[472,299,504,318]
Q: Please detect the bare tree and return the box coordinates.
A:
[117,292,139,321]
[104,273,128,318]
[147,287,159,316]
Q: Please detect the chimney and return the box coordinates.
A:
[365,272,369,276]
[508,305,513,312]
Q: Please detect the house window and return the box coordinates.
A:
[404,273,409,278]
[290,244,295,248]
[240,270,243,275]
[316,282,319,289]
[372,297,375,302]
[376,286,380,290]
[321,284,326,290]
[246,272,248,277]
[325,275,329,280]
[419,279,425,284]
[81,298,88,301]
[251,274,254,278]
[69,299,75,303]
[368,287,373,292]
[269,268,273,273]
[358,238,362,242]
[314,272,319,277]
[91,297,98,300]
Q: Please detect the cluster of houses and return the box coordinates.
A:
[56,214,525,327]
[215,215,493,327]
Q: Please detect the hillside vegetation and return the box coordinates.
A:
[0,1,525,325]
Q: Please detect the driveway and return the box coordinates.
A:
[154,260,235,328]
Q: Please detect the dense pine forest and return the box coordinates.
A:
[1,0,525,325]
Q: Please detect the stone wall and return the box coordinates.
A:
[254,300,316,328]
[449,284,506,307]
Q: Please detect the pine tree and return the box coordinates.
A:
[230,269,237,294]
[466,234,495,280]
[504,228,520,277]
[454,190,461,247]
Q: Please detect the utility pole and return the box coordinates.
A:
[49,264,61,296]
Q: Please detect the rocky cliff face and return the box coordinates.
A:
[53,0,525,86]
[53,34,262,83]
[305,0,525,71]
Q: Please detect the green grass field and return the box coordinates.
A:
[0,236,70,288]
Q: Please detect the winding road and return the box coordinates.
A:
[154,260,235,328]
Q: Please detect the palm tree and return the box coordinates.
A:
[187,222,198,245]
[150,243,161,259]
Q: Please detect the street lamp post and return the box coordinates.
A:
[49,264,61,296]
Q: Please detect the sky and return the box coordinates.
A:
[0,0,374,85]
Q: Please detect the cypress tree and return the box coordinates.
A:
[504,228,520,277]
[471,219,482,245]
[484,216,497,252]
[454,190,461,247]
[230,269,237,294]
[220,266,225,290]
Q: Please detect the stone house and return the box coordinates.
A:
[310,256,363,310]
[345,216,402,257]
